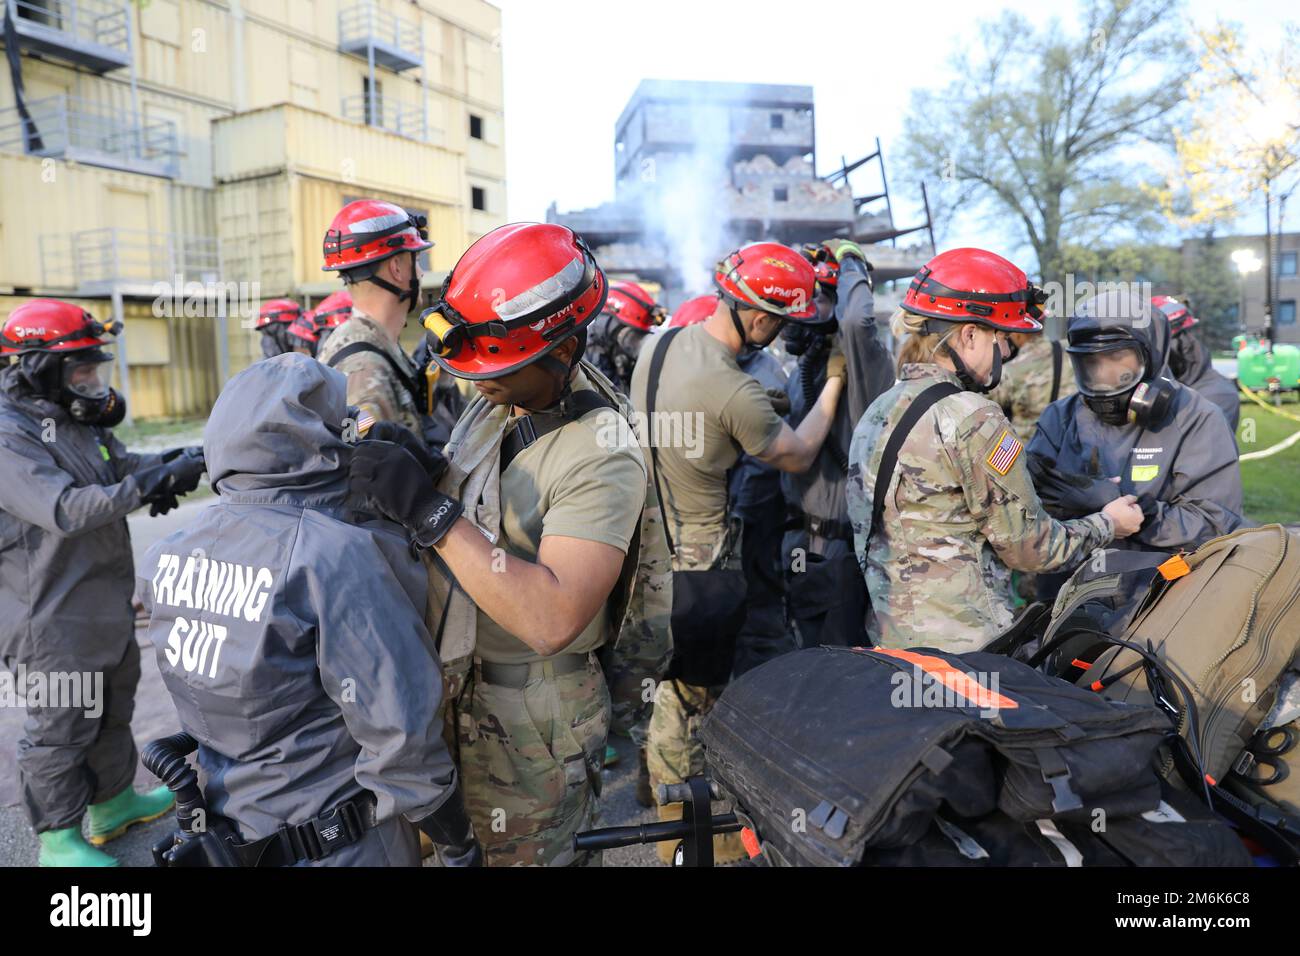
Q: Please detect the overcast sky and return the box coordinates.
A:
[493,0,1286,261]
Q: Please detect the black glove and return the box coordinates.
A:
[366,421,447,482]
[145,490,181,517]
[348,440,463,548]
[1027,451,1120,519]
[417,788,483,867]
[162,447,206,496]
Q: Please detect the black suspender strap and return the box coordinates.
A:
[644,326,684,556]
[499,389,614,474]
[869,382,961,536]
[325,341,422,407]
[1050,340,1063,404]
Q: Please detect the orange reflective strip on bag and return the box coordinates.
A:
[870,647,1019,711]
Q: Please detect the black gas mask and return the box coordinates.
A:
[260,323,296,358]
[1069,336,1174,428]
[58,350,127,426]
[781,317,837,357]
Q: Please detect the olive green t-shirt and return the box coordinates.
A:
[629,324,784,547]
[475,370,648,664]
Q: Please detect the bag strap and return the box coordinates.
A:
[870,382,961,536]
[1049,340,1063,404]
[645,327,684,556]
[325,341,422,408]
[499,389,613,473]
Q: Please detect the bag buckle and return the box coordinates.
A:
[1041,764,1083,813]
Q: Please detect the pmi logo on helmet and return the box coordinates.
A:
[761,285,799,299]
[14,326,48,338]
[763,257,795,272]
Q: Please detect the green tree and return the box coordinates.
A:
[1177,232,1241,349]
[900,0,1190,283]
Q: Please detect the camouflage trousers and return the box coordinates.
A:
[455,654,610,867]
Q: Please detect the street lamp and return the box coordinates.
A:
[1232,248,1263,332]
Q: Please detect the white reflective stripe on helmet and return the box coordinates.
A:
[495,257,585,322]
[347,206,410,235]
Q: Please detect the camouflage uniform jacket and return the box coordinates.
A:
[988,336,1078,444]
[426,361,672,726]
[845,363,1113,652]
[315,309,423,434]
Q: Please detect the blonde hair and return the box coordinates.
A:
[890,308,950,375]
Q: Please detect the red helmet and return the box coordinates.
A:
[421,223,607,380]
[1151,295,1198,335]
[286,313,319,348]
[1,299,121,354]
[255,298,302,329]
[667,294,719,329]
[902,248,1045,332]
[801,244,840,290]
[322,199,432,274]
[312,289,354,329]
[603,280,665,331]
[714,242,818,321]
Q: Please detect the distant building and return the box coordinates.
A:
[1181,232,1300,345]
[0,0,506,420]
[547,78,932,308]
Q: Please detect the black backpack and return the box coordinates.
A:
[700,646,1250,866]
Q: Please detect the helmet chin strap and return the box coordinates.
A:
[728,303,761,354]
[941,330,1002,393]
[366,253,420,307]
[523,352,577,414]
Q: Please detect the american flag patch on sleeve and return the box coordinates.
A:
[986,429,1023,475]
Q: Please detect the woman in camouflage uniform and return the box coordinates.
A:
[845,249,1145,652]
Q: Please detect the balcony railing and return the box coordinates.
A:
[340,94,427,142]
[5,0,131,73]
[40,228,221,295]
[337,2,422,72]
[0,95,179,178]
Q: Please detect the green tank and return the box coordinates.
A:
[1233,336,1300,392]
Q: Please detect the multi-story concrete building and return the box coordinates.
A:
[0,0,505,419]
[548,78,931,308]
[1181,232,1300,345]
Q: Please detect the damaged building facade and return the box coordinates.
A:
[547,78,933,311]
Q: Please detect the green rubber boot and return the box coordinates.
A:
[603,744,620,768]
[88,785,174,846]
[38,827,119,867]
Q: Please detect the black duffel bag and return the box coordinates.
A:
[699,645,1248,867]
[664,560,747,686]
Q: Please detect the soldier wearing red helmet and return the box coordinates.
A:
[285,310,320,356]
[254,298,303,358]
[845,249,1145,652]
[0,299,206,866]
[315,200,448,449]
[309,289,354,353]
[586,279,665,394]
[629,241,846,863]
[348,223,671,866]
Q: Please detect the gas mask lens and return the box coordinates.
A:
[62,355,112,400]
[1075,346,1145,397]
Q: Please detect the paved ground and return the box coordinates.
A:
[0,495,664,867]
